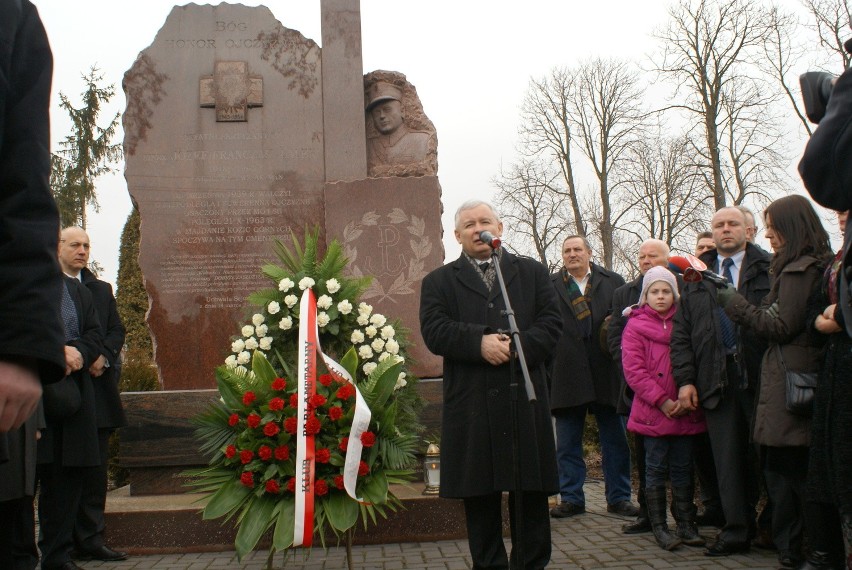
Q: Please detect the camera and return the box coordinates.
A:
[800,71,836,124]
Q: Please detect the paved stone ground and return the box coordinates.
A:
[71,479,779,570]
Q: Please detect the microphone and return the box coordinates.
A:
[479,230,502,249]
[667,254,730,288]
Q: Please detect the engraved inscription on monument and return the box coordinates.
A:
[199,61,263,122]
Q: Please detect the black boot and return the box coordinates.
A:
[796,551,843,570]
[647,486,682,551]
[672,485,705,546]
[623,486,652,534]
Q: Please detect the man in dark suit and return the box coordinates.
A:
[0,2,67,568]
[420,199,562,569]
[38,275,103,570]
[57,226,128,562]
[549,236,638,519]
[671,206,770,556]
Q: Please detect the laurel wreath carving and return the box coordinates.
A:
[342,208,432,302]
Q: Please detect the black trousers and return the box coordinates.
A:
[0,496,38,570]
[693,432,721,511]
[463,491,551,570]
[37,461,85,570]
[74,428,111,550]
[704,384,760,545]
[763,445,808,555]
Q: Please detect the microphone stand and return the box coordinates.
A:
[490,246,537,568]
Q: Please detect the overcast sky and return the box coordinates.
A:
[35,0,824,287]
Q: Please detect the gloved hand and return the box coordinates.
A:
[765,302,780,319]
[716,283,737,308]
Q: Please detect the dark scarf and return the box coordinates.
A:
[563,267,592,338]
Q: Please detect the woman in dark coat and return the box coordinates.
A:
[801,209,852,570]
[720,195,832,569]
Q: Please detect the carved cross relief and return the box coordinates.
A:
[199,61,263,122]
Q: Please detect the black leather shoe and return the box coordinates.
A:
[704,539,750,556]
[76,545,128,561]
[695,508,725,527]
[778,551,802,568]
[607,500,640,517]
[622,516,652,534]
[550,502,585,518]
[44,562,82,570]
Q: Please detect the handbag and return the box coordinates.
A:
[778,348,817,417]
[42,375,81,421]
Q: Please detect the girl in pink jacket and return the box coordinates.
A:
[622,266,707,551]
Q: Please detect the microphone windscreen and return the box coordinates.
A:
[667,256,692,273]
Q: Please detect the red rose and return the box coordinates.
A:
[269,397,285,411]
[271,377,287,391]
[336,384,355,400]
[318,373,332,386]
[274,445,290,461]
[263,421,280,437]
[246,413,261,429]
[240,471,254,487]
[305,415,321,435]
[315,479,329,496]
[360,431,376,448]
[358,461,369,476]
[328,406,343,421]
[228,413,240,426]
[258,445,272,461]
[224,444,236,459]
[339,437,349,452]
[265,479,280,494]
[334,475,345,490]
[290,393,299,408]
[240,449,254,464]
[284,417,297,434]
[309,394,327,408]
[315,448,331,463]
[242,391,256,406]
[286,477,296,493]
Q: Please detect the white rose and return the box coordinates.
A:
[385,339,400,355]
[371,338,385,352]
[356,314,369,326]
[284,294,298,308]
[394,355,405,364]
[241,325,255,338]
[337,299,352,315]
[394,374,407,391]
[244,337,259,351]
[378,351,390,362]
[298,276,315,290]
[259,337,273,350]
[267,301,281,315]
[365,325,377,338]
[363,362,378,375]
[235,365,248,376]
[231,339,245,353]
[252,313,265,326]
[317,312,330,328]
[317,295,332,310]
[351,329,365,344]
[370,313,387,327]
[358,345,374,359]
[380,325,395,339]
[358,302,372,316]
[237,350,251,365]
[279,317,293,330]
[325,278,341,294]
[256,324,269,337]
[225,355,237,369]
[278,278,295,292]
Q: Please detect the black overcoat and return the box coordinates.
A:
[549,263,625,410]
[81,268,127,429]
[419,251,561,498]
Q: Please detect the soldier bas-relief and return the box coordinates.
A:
[364,72,437,178]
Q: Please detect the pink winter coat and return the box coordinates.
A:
[622,304,706,437]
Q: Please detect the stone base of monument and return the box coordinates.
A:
[103,483,509,553]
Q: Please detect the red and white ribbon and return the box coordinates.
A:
[293,288,372,546]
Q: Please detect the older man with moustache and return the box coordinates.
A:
[549,236,638,520]
[671,206,771,556]
[57,227,127,563]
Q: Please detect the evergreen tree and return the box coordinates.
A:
[51,67,122,229]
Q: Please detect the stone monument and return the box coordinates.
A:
[120,1,444,494]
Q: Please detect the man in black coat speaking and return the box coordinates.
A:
[420,199,562,569]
